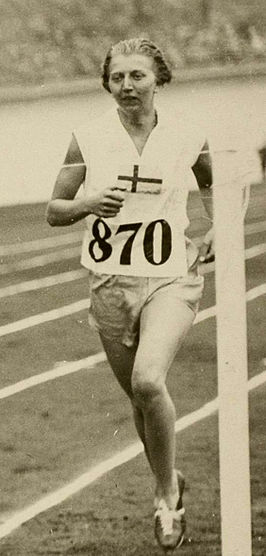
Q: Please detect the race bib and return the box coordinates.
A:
[81,216,188,277]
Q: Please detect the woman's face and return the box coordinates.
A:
[108,53,157,115]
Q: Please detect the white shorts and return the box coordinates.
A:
[88,247,204,347]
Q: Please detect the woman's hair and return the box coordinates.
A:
[102,38,172,92]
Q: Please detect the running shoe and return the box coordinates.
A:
[154,470,186,551]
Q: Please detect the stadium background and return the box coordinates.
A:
[1,0,266,87]
[0,2,265,555]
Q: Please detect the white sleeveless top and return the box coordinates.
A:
[74,107,206,277]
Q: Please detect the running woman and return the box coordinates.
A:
[46,38,214,551]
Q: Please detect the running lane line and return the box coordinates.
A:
[0,219,265,257]
[0,353,107,400]
[0,231,83,256]
[0,245,266,338]
[0,299,90,338]
[0,283,265,400]
[0,369,264,540]
[0,269,88,299]
[1,220,266,280]
[0,246,80,275]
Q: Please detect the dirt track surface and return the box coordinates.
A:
[0,183,265,554]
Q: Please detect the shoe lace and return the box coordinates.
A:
[155,500,185,536]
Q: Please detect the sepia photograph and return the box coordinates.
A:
[0,1,265,554]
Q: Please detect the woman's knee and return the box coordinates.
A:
[131,371,165,409]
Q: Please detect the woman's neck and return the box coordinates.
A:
[118,107,157,134]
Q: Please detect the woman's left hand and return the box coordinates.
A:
[198,227,215,263]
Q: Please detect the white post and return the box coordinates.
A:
[213,151,252,556]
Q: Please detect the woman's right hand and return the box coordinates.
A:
[86,186,126,218]
[47,132,127,226]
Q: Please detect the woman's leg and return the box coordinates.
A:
[131,290,196,510]
[99,334,154,471]
[99,334,136,399]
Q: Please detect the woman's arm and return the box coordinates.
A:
[46,134,87,226]
[192,140,213,219]
[192,141,214,262]
[46,135,125,226]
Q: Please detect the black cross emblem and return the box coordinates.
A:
[118,165,162,193]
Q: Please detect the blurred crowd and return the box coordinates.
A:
[0,0,266,87]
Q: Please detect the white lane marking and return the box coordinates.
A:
[0,299,89,338]
[0,219,265,258]
[242,220,266,235]
[0,368,264,540]
[1,236,266,300]
[200,242,266,275]
[0,246,265,338]
[1,220,266,277]
[0,238,262,297]
[194,283,266,325]
[0,269,87,299]
[0,353,107,400]
[245,283,266,301]
[0,246,80,275]
[195,305,216,323]
[249,370,266,389]
[0,283,265,399]
[0,231,83,256]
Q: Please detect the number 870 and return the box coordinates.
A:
[89,218,172,266]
